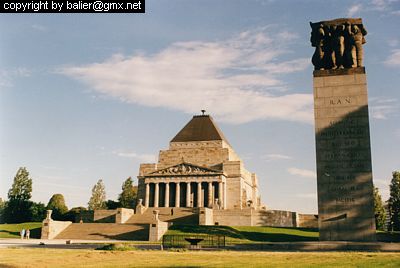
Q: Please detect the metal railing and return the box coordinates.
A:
[162,234,226,249]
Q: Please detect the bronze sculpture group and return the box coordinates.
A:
[310,19,367,70]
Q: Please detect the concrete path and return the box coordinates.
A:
[0,238,161,250]
[1,238,399,251]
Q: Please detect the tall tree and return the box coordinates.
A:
[47,194,68,220]
[88,179,106,210]
[118,177,137,208]
[8,167,32,200]
[388,171,400,231]
[4,167,33,223]
[0,198,6,223]
[30,202,47,222]
[373,185,386,230]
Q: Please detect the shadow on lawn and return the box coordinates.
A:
[238,230,318,242]
[0,227,41,238]
[169,225,319,242]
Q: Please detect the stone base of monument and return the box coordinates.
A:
[313,67,376,242]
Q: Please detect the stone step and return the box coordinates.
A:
[55,223,149,241]
[126,207,198,225]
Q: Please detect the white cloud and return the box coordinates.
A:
[60,27,313,124]
[31,24,47,31]
[0,67,31,88]
[112,150,156,162]
[347,4,363,16]
[387,39,399,47]
[288,167,316,179]
[370,98,398,119]
[371,0,388,10]
[263,154,292,161]
[384,49,400,66]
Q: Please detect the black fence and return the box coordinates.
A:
[162,234,226,249]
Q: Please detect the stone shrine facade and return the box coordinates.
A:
[137,114,261,210]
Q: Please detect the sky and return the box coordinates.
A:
[1,0,399,214]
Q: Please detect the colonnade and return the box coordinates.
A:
[144,180,224,209]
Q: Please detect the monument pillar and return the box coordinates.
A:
[165,182,170,208]
[186,182,191,207]
[145,183,150,207]
[197,182,202,208]
[208,182,213,208]
[154,183,159,208]
[175,182,180,208]
[311,18,376,241]
[218,182,223,209]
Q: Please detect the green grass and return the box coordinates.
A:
[167,225,400,243]
[166,225,319,244]
[1,249,400,267]
[0,222,42,238]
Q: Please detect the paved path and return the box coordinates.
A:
[0,238,161,250]
[1,238,399,251]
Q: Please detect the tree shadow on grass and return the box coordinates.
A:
[169,225,319,242]
[169,225,244,239]
[0,227,41,238]
[238,231,318,242]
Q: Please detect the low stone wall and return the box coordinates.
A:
[116,208,134,224]
[213,209,253,226]
[254,210,297,227]
[211,209,318,228]
[148,210,169,241]
[79,210,119,223]
[41,219,72,239]
[198,208,214,225]
[298,214,318,228]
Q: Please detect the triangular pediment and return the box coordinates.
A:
[146,162,222,177]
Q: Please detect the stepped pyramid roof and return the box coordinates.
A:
[171,114,229,144]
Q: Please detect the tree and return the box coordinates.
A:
[388,171,400,231]
[88,179,106,210]
[105,199,120,209]
[0,198,6,223]
[118,177,137,208]
[30,202,46,222]
[64,207,87,222]
[373,186,386,230]
[4,167,33,223]
[47,194,68,220]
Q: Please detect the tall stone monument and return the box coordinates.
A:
[310,18,376,241]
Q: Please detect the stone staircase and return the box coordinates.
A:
[55,223,149,241]
[125,207,199,225]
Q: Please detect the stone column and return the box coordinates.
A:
[154,183,159,208]
[165,183,170,208]
[186,182,191,207]
[218,182,223,209]
[145,183,150,207]
[197,182,202,208]
[313,67,376,241]
[175,182,180,208]
[208,182,213,208]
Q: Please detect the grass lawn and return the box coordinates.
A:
[166,225,319,244]
[0,249,399,267]
[0,223,42,239]
[167,225,400,243]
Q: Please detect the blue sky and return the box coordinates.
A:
[1,0,399,213]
